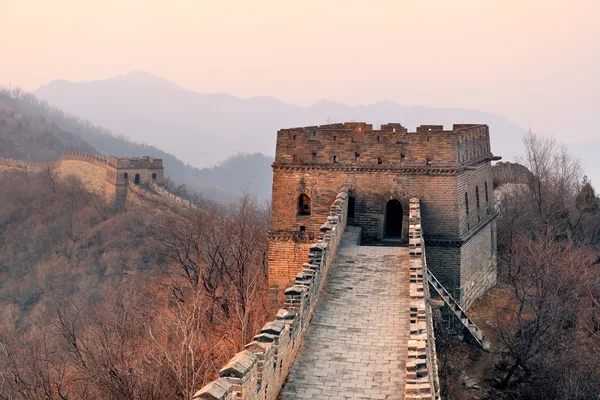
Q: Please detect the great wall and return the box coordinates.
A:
[194,193,440,399]
[0,151,195,210]
[194,122,499,399]
[0,121,500,399]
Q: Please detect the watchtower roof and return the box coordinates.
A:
[274,122,491,169]
[116,156,163,169]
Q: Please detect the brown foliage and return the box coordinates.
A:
[0,169,270,399]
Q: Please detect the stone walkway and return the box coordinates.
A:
[280,227,410,400]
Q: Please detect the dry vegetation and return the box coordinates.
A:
[438,132,600,399]
[0,97,96,161]
[0,168,270,399]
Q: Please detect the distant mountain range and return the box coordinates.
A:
[0,89,273,201]
[35,70,528,168]
[15,70,598,192]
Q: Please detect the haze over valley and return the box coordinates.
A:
[29,70,600,191]
[1,1,599,398]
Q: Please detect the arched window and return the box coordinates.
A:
[152,173,157,180]
[298,194,311,216]
[134,174,140,184]
[123,172,128,180]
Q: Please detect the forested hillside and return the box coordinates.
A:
[0,96,96,161]
[0,167,270,399]
[437,133,600,399]
[0,88,273,201]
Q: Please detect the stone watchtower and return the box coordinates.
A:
[113,156,165,206]
[268,122,499,308]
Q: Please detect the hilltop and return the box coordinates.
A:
[0,96,96,161]
[0,89,273,201]
[35,71,528,166]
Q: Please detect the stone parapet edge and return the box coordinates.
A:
[193,189,349,400]
[406,198,441,400]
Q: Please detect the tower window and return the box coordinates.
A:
[298,194,311,216]
[485,181,490,214]
[377,136,380,142]
[312,152,317,162]
[377,157,383,165]
[333,155,338,163]
[152,173,157,180]
[355,152,360,162]
[426,158,432,165]
[123,172,128,180]
[333,136,337,141]
[465,192,470,216]
[400,153,406,162]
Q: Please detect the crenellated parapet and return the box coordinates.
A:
[274,122,491,170]
[125,181,196,211]
[0,152,167,207]
[0,157,56,171]
[406,198,441,400]
[193,189,349,400]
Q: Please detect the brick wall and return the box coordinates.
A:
[460,219,498,308]
[0,152,166,207]
[268,167,462,288]
[492,161,532,187]
[194,190,349,400]
[406,198,441,400]
[268,122,497,301]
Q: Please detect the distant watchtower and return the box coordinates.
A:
[268,122,499,308]
[114,156,165,187]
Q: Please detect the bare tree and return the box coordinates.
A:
[493,231,595,390]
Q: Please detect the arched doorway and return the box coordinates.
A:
[348,196,356,219]
[385,200,403,238]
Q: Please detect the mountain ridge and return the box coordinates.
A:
[0,88,273,201]
[34,70,528,168]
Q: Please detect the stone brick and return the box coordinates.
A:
[268,122,498,307]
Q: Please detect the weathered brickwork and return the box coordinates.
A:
[0,152,165,207]
[268,122,498,307]
[407,198,440,400]
[459,220,497,308]
[194,190,350,400]
[492,161,532,187]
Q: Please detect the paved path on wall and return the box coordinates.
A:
[280,227,410,400]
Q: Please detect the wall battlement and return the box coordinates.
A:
[194,190,350,400]
[269,121,498,308]
[0,152,166,207]
[407,199,441,399]
[492,161,532,187]
[275,122,491,169]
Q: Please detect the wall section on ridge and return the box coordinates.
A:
[194,190,349,400]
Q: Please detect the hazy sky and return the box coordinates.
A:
[1,0,598,141]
